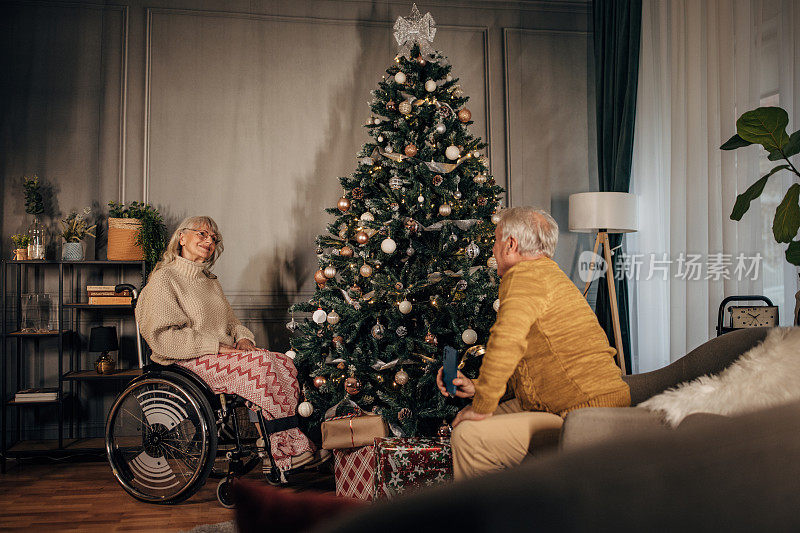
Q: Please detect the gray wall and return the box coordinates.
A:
[1,0,594,435]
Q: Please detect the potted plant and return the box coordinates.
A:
[23,175,46,259]
[59,208,96,261]
[11,233,30,260]
[107,201,167,274]
[722,105,800,322]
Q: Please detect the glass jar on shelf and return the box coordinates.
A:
[27,216,46,260]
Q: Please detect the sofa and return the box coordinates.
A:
[560,326,771,450]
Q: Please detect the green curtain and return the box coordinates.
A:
[592,0,641,373]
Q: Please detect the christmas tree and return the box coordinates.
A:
[290,4,504,437]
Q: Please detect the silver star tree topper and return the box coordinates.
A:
[393,4,437,58]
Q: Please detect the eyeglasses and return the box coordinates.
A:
[183,228,220,244]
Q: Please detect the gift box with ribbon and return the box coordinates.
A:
[333,445,376,501]
[321,410,387,450]
[373,437,453,500]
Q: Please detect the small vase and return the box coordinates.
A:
[61,240,85,261]
[12,248,28,260]
[27,216,46,260]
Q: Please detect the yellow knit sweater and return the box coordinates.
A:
[471,257,630,416]
[136,256,255,365]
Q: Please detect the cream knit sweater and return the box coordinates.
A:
[135,255,255,365]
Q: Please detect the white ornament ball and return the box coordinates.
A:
[360,212,375,222]
[425,80,437,92]
[312,309,328,324]
[394,71,407,84]
[462,328,478,345]
[435,123,446,134]
[324,265,337,278]
[491,212,502,224]
[398,300,413,314]
[418,195,425,204]
[487,256,498,270]
[360,264,373,277]
[298,401,314,418]
[327,310,340,325]
[285,349,297,360]
[493,299,500,312]
[385,145,393,153]
[438,203,452,216]
[446,74,453,82]
[472,150,481,158]
[381,238,397,254]
[445,145,461,160]
[389,176,402,190]
[373,117,381,125]
[377,135,384,142]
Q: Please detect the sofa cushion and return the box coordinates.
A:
[639,327,800,426]
[559,407,667,451]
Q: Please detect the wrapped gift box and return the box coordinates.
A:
[333,445,376,501]
[374,437,453,500]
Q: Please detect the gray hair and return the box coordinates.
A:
[498,207,559,257]
[151,215,224,278]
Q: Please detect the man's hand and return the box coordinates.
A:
[436,367,476,398]
[218,343,244,354]
[452,405,491,428]
[235,338,256,351]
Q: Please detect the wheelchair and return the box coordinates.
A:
[104,284,321,507]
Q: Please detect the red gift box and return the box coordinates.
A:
[333,445,375,501]
[373,437,453,500]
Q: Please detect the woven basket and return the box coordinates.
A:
[107,217,144,260]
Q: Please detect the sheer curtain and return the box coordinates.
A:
[630,0,800,372]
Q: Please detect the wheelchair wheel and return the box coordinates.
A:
[216,478,235,508]
[105,372,218,504]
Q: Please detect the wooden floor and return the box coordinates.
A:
[0,456,335,532]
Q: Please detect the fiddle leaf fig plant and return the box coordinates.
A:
[722,106,800,265]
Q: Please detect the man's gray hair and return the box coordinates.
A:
[498,207,559,257]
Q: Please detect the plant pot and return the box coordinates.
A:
[12,248,28,261]
[107,217,144,260]
[61,241,85,261]
[27,216,46,260]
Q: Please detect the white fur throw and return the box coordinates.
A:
[639,327,800,427]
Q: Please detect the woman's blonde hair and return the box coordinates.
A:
[151,216,224,278]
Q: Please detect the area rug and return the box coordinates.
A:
[181,520,236,533]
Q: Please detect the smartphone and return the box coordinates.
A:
[443,345,458,396]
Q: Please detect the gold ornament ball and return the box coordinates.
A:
[398,299,412,314]
[487,256,498,269]
[474,173,487,184]
[313,376,327,389]
[458,108,472,123]
[324,265,337,278]
[341,246,354,257]
[359,264,373,277]
[398,101,413,115]
[395,369,410,385]
[326,310,340,325]
[438,203,452,216]
[355,231,369,244]
[344,377,362,395]
[337,197,351,213]
[314,269,327,285]
[404,144,418,157]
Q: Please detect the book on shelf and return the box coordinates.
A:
[88,296,132,305]
[86,285,131,297]
[14,387,58,402]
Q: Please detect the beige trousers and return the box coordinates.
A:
[451,398,564,480]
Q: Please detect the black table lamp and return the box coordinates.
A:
[90,326,119,374]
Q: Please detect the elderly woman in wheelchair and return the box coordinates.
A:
[105,216,326,507]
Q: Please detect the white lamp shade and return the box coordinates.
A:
[569,192,638,233]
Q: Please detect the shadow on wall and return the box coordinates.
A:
[245,6,390,351]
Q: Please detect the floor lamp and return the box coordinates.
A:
[569,192,638,375]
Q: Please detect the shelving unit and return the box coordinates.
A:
[1,259,145,472]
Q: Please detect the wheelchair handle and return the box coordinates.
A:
[115,283,145,368]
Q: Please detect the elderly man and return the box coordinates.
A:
[438,206,630,480]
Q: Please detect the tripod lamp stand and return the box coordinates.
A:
[569,192,638,374]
